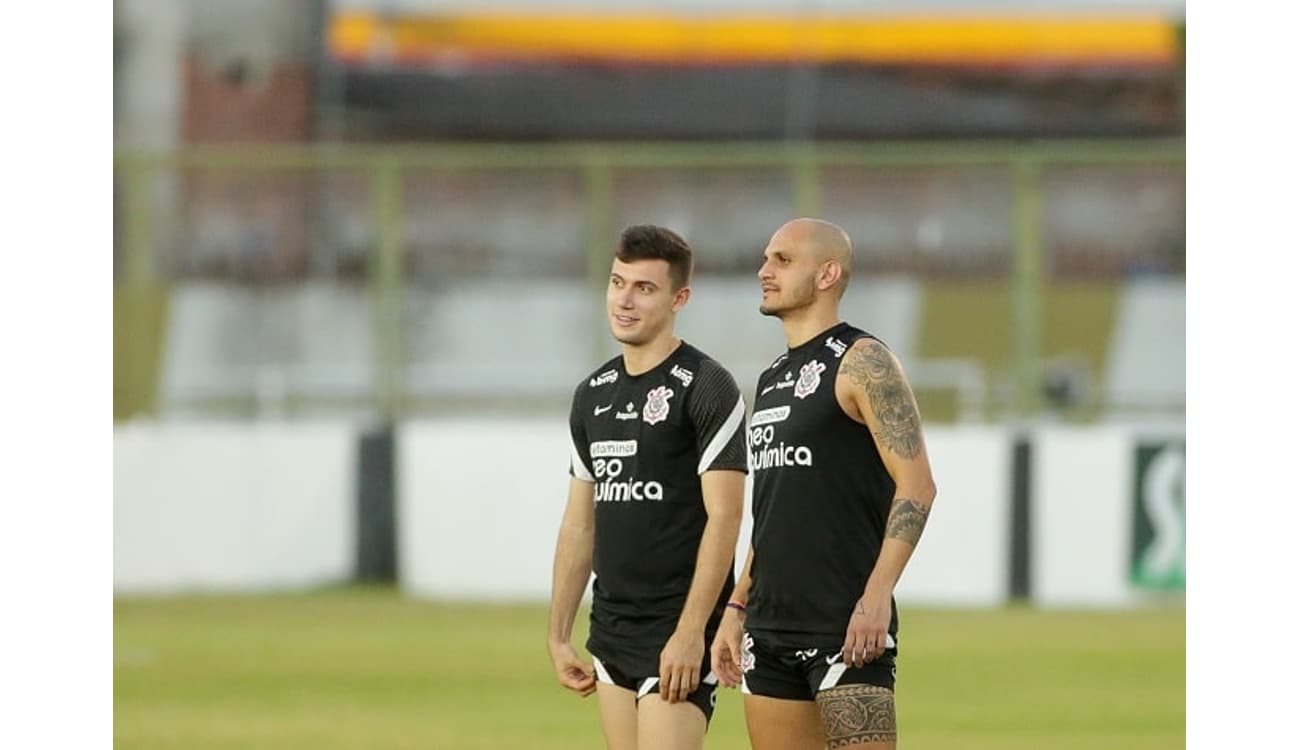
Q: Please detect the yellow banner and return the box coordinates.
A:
[330,12,1177,66]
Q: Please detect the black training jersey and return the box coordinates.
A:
[746,322,899,648]
[569,341,748,672]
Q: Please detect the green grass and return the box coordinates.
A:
[114,587,1183,749]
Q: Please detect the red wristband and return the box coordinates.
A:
[726,600,747,613]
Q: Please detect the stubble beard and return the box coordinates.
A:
[759,290,784,317]
[759,279,815,318]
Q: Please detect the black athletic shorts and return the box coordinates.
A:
[740,629,896,701]
[589,646,720,722]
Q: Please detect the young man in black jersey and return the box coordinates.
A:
[710,218,938,750]
[548,225,749,750]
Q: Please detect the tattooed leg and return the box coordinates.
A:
[816,684,896,749]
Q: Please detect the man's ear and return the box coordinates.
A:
[671,285,692,313]
[818,261,843,292]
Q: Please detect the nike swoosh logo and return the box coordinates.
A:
[826,651,843,666]
[594,405,612,415]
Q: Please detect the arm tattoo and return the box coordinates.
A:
[886,497,930,547]
[842,342,924,459]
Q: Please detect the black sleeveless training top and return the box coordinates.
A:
[746,321,899,647]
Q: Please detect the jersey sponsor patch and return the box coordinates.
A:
[590,440,638,458]
[825,337,848,358]
[750,421,814,469]
[750,440,814,469]
[751,406,790,426]
[594,478,664,502]
[765,371,796,395]
[642,385,674,425]
[794,359,826,399]
[670,364,695,387]
[592,455,664,502]
[589,369,619,387]
[615,401,638,420]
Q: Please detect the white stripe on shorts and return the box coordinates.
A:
[817,635,896,691]
[818,662,848,691]
[591,656,614,685]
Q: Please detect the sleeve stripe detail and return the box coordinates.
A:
[698,394,747,475]
[571,440,595,482]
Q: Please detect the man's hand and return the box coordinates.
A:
[549,641,596,697]
[658,629,704,703]
[709,607,746,688]
[842,592,892,667]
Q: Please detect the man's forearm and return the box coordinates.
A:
[548,525,593,644]
[863,494,933,597]
[676,512,743,633]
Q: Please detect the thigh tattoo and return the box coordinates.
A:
[816,684,896,747]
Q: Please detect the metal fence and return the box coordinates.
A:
[114,139,1185,423]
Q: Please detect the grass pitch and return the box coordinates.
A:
[114,587,1183,749]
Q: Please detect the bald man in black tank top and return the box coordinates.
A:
[710,219,938,750]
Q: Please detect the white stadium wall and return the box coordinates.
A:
[113,422,356,593]
[1030,424,1185,607]
[395,424,1013,607]
[894,427,1012,606]
[1032,427,1134,606]
[396,419,574,601]
[113,421,1183,607]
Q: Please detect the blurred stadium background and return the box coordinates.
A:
[113,0,1185,747]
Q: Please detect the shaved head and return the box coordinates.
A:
[773,218,854,296]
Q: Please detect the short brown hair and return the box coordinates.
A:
[616,225,693,291]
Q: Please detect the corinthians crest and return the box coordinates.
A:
[642,385,674,425]
[794,360,827,399]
